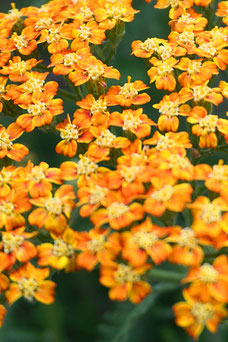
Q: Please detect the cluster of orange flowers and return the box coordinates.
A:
[0,0,227,339]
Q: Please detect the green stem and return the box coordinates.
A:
[148,268,186,283]
[57,88,76,102]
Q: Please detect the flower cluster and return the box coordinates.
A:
[0,0,227,339]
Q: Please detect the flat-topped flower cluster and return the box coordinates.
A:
[0,0,227,339]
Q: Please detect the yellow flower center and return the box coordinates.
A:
[45,197,62,215]
[157,45,172,60]
[159,101,179,117]
[35,18,54,30]
[23,77,45,93]
[60,123,79,140]
[107,202,129,219]
[200,43,217,56]
[157,60,174,75]
[46,28,60,44]
[200,203,222,224]
[168,154,190,169]
[63,53,79,66]
[191,302,214,325]
[0,170,12,185]
[199,115,218,133]
[199,263,218,283]
[89,185,108,205]
[134,231,158,249]
[18,277,39,301]
[77,156,98,176]
[177,228,197,249]
[0,201,14,215]
[106,6,127,20]
[0,130,13,149]
[2,233,24,253]
[5,8,22,21]
[87,65,105,80]
[53,239,74,257]
[151,184,174,202]
[28,167,46,182]
[114,264,140,284]
[119,83,138,99]
[78,6,93,20]
[96,129,116,147]
[169,0,179,7]
[12,34,28,50]
[78,25,91,40]
[141,38,158,53]
[88,235,105,252]
[120,165,141,183]
[193,85,210,102]
[179,30,195,44]
[187,60,202,75]
[156,135,175,150]
[209,164,228,182]
[9,61,27,75]
[28,101,47,116]
[123,113,142,131]
[90,99,107,114]
[178,13,195,25]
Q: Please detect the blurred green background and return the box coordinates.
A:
[0,0,227,341]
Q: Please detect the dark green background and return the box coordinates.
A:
[0,1,227,341]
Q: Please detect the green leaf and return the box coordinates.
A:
[97,283,179,342]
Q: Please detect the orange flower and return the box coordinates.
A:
[38,24,68,54]
[0,124,28,162]
[175,58,218,87]
[144,131,192,153]
[189,196,228,238]
[154,0,194,20]
[122,217,171,266]
[182,255,228,303]
[131,38,165,59]
[109,108,156,138]
[99,262,151,303]
[0,305,6,328]
[69,55,120,86]
[5,71,58,105]
[144,178,192,217]
[94,2,138,30]
[180,83,223,106]
[105,76,150,107]
[0,189,31,231]
[0,56,39,82]
[173,287,227,339]
[167,227,204,266]
[0,28,37,55]
[49,48,91,76]
[153,92,190,131]
[76,229,121,271]
[187,106,228,148]
[89,126,130,159]
[77,172,110,217]
[56,113,93,158]
[169,9,208,33]
[0,227,37,272]
[216,1,228,25]
[12,161,62,198]
[90,191,144,230]
[150,149,195,181]
[37,227,77,271]
[29,184,76,234]
[147,57,178,91]
[61,20,106,50]
[76,94,109,126]
[17,92,63,132]
[0,165,16,197]
[5,262,56,305]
